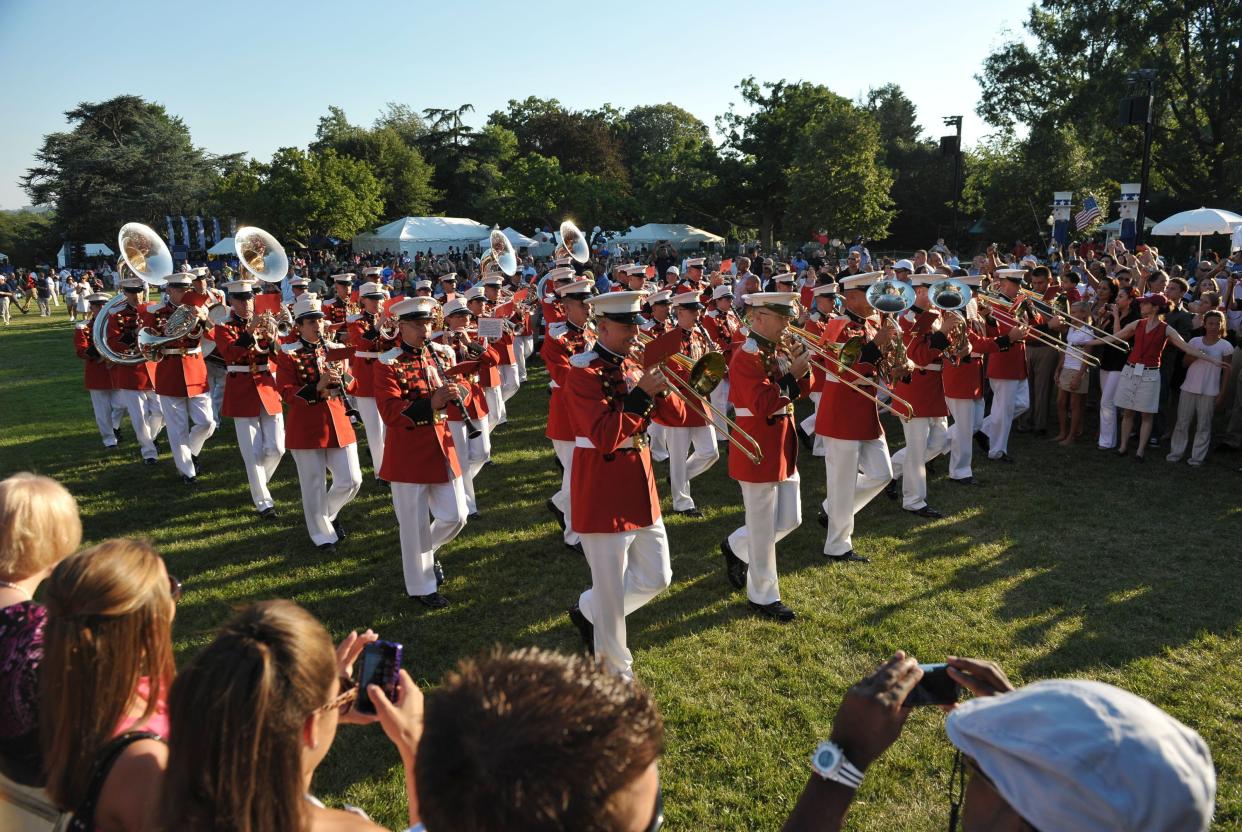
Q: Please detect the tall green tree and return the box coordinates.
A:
[618,103,719,224]
[488,97,629,184]
[21,95,222,242]
[0,209,60,267]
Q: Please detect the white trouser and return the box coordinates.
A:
[550,439,579,546]
[0,297,9,323]
[483,385,506,430]
[822,436,892,556]
[499,364,519,401]
[291,446,362,546]
[514,336,531,381]
[37,298,49,316]
[578,519,672,681]
[982,378,1029,457]
[448,420,478,514]
[709,379,731,437]
[234,413,285,511]
[890,416,949,510]
[665,424,719,510]
[517,333,534,358]
[391,476,467,596]
[116,389,160,459]
[727,473,801,605]
[354,396,386,478]
[799,391,829,457]
[206,363,227,424]
[648,423,668,462]
[160,394,217,478]
[468,416,491,473]
[89,389,119,447]
[1168,390,1214,464]
[946,396,982,480]
[1098,369,1122,448]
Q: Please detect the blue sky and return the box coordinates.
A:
[0,0,1033,211]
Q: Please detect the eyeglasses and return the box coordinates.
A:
[168,573,182,603]
[947,751,995,831]
[318,675,357,716]
[645,782,665,832]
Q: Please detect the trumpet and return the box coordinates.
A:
[976,291,1100,367]
[783,325,913,421]
[635,333,764,465]
[253,305,294,339]
[1017,287,1127,352]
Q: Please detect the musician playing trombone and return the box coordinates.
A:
[720,291,813,621]
[979,268,1035,462]
[346,280,395,485]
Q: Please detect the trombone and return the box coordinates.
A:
[784,324,914,421]
[1017,287,1128,352]
[634,333,764,465]
[976,291,1100,367]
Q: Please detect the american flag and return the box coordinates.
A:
[1074,195,1102,230]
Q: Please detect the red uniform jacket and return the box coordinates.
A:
[892,308,948,418]
[542,320,596,441]
[434,329,494,424]
[141,303,208,398]
[213,315,282,418]
[541,296,566,325]
[702,309,743,363]
[728,335,812,483]
[323,296,353,332]
[75,322,112,390]
[566,346,686,533]
[640,316,672,336]
[483,301,518,365]
[372,342,462,484]
[800,314,841,392]
[106,302,156,391]
[815,313,886,441]
[984,299,1035,381]
[942,327,1005,400]
[347,312,394,398]
[649,325,712,429]
[273,338,357,449]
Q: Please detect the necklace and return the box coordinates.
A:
[0,579,32,599]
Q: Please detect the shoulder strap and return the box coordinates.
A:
[68,731,162,832]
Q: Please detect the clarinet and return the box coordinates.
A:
[428,344,483,440]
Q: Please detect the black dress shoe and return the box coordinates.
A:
[949,476,981,486]
[433,560,445,587]
[143,457,157,466]
[376,478,390,489]
[180,474,198,486]
[546,498,566,531]
[114,428,123,442]
[973,430,991,453]
[259,507,279,520]
[191,454,201,471]
[721,539,747,590]
[749,600,796,622]
[905,505,943,519]
[566,540,584,555]
[332,520,348,541]
[990,452,1014,463]
[796,424,814,451]
[553,455,564,472]
[412,591,449,609]
[825,550,870,563]
[884,479,900,500]
[817,506,828,529]
[318,542,337,555]
[568,603,594,655]
[674,507,703,518]
[469,511,481,520]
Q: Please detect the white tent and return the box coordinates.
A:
[353,216,491,257]
[0,252,8,263]
[479,226,537,249]
[1151,207,1242,261]
[613,223,725,247]
[207,237,235,256]
[56,243,115,268]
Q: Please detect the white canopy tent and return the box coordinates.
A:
[1151,207,1242,261]
[612,223,725,247]
[207,237,236,256]
[56,243,115,268]
[353,216,491,257]
[479,226,537,249]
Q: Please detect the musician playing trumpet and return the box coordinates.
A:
[213,278,286,519]
[347,281,394,485]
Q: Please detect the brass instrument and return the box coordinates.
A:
[928,279,974,362]
[976,290,1100,367]
[480,228,518,277]
[866,278,917,383]
[234,226,290,284]
[253,305,294,339]
[1017,287,1127,352]
[635,333,764,464]
[555,220,591,264]
[784,324,913,421]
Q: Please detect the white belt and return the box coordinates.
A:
[353,351,380,359]
[162,347,201,356]
[227,365,271,373]
[733,407,791,419]
[575,436,636,450]
[549,379,560,389]
[915,363,943,372]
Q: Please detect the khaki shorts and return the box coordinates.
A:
[1058,367,1089,394]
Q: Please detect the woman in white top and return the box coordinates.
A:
[1052,301,1096,446]
[74,278,90,318]
[1168,310,1234,466]
[63,276,79,322]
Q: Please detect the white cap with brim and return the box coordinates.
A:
[481,275,504,287]
[996,268,1026,282]
[772,272,796,285]
[362,266,383,276]
[463,286,486,302]
[670,289,704,308]
[812,283,839,297]
[358,281,386,298]
[646,290,672,306]
[291,296,324,320]
[414,280,433,291]
[120,277,146,290]
[556,278,595,298]
[545,266,576,283]
[946,679,1215,832]
[841,271,884,291]
[164,274,193,287]
[442,298,470,317]
[711,285,734,301]
[588,290,646,324]
[223,280,257,294]
[191,266,210,278]
[624,264,648,276]
[289,277,309,288]
[441,272,458,282]
[390,297,438,321]
[86,292,110,304]
[743,291,800,316]
[893,259,915,272]
[331,273,355,284]
[910,274,937,287]
[685,258,705,269]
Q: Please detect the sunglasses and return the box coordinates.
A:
[167,573,182,602]
[319,675,357,716]
[947,751,996,831]
[646,782,665,832]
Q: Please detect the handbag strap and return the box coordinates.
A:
[67,730,162,832]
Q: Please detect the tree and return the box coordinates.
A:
[21,95,221,242]
[619,104,719,224]
[0,209,60,268]
[785,99,895,242]
[489,97,629,183]
[485,153,564,230]
[372,102,427,146]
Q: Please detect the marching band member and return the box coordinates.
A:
[481,273,521,402]
[374,296,470,609]
[143,271,216,484]
[437,273,459,303]
[192,267,228,420]
[107,276,163,464]
[770,270,797,295]
[564,291,684,681]
[649,290,720,516]
[347,281,393,483]
[274,295,362,553]
[815,272,898,563]
[323,273,356,332]
[702,284,743,440]
[683,257,706,290]
[76,292,124,449]
[413,279,434,298]
[541,263,573,324]
[465,286,510,431]
[796,282,840,456]
[887,274,950,518]
[640,290,673,462]
[287,275,310,306]
[513,284,535,383]
[214,279,286,518]
[540,278,597,553]
[436,298,498,517]
[721,292,813,621]
[979,269,1034,462]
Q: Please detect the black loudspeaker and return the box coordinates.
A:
[1118,95,1152,126]
[940,135,960,156]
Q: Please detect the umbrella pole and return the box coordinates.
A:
[1198,234,1202,263]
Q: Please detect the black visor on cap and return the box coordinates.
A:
[122,286,142,293]
[295,311,324,321]
[399,311,433,322]
[602,311,643,325]
[561,291,592,301]
[231,292,255,300]
[361,292,384,299]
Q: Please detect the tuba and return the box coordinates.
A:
[555,220,591,264]
[235,226,289,283]
[929,278,973,361]
[866,278,916,383]
[94,223,184,365]
[479,229,518,277]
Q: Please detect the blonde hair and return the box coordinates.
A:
[0,473,82,580]
[41,538,175,810]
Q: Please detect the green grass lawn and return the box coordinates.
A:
[1,309,1239,830]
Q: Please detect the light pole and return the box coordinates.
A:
[1123,69,1157,246]
[942,116,963,248]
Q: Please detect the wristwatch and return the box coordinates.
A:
[810,741,864,789]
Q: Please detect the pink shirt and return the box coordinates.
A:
[115,676,170,737]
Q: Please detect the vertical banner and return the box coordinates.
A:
[179,216,190,248]
[165,216,174,243]
[1050,191,1072,252]
[195,216,206,250]
[230,218,237,236]
[212,217,221,245]
[1116,183,1140,250]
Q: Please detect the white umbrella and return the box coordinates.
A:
[1150,207,1242,261]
